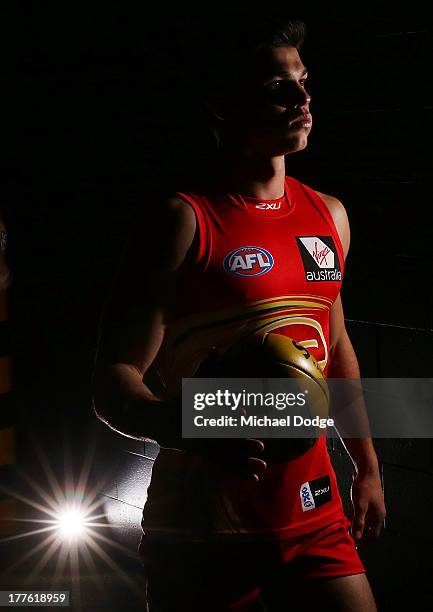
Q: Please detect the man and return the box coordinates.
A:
[93,15,386,611]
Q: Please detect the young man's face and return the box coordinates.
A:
[223,45,312,157]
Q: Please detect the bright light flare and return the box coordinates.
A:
[0,429,146,606]
[55,506,88,540]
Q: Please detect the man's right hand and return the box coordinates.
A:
[177,437,268,483]
[160,393,267,482]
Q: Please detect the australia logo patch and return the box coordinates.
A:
[296,236,342,281]
[223,246,274,277]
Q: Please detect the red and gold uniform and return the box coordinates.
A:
[140,177,364,606]
[142,176,352,537]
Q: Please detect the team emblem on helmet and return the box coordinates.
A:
[223,246,274,277]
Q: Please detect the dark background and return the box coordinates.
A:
[1,5,432,611]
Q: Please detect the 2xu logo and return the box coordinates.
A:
[300,475,332,512]
[223,246,274,277]
[255,202,281,210]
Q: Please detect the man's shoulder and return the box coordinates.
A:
[314,190,346,217]
[135,194,196,228]
[288,176,349,257]
[166,194,197,221]
[128,194,197,262]
[285,176,348,222]
[314,191,350,258]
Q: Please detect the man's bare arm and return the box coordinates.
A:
[92,196,196,446]
[318,191,386,542]
[92,197,268,478]
[318,190,378,469]
[328,294,379,473]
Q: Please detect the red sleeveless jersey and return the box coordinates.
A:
[141,175,346,541]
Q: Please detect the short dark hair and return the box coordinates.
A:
[202,13,306,93]
[244,16,306,52]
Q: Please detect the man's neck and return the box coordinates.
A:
[216,149,286,200]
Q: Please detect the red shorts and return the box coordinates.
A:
[139,516,365,611]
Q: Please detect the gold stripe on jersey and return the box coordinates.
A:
[152,295,330,395]
[252,294,333,308]
[172,295,329,346]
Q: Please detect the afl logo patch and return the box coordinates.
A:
[223,246,274,277]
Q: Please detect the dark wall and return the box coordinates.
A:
[2,6,432,611]
[292,11,433,611]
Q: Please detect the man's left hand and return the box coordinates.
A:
[350,467,386,545]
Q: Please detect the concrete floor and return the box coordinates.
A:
[0,535,147,611]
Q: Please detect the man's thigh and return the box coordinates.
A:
[145,577,265,612]
[140,519,375,612]
[261,517,375,611]
[141,537,271,612]
[262,573,377,612]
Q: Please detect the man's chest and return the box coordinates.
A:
[202,210,343,306]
